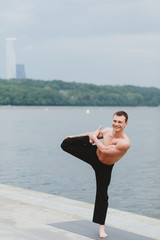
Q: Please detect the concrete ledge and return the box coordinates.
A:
[0,184,159,240]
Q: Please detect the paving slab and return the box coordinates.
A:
[0,184,159,240]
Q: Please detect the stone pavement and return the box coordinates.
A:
[0,184,159,240]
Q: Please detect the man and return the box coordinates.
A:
[61,111,130,238]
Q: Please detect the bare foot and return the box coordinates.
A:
[99,225,108,238]
[89,138,94,144]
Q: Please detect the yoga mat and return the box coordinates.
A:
[49,220,156,240]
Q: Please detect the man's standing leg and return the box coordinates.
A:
[93,164,114,237]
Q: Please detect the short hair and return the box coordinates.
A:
[113,111,128,122]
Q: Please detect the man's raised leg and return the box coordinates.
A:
[61,136,93,165]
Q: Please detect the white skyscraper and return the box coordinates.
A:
[6,38,16,79]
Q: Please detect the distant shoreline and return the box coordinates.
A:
[0,105,159,109]
[0,79,160,106]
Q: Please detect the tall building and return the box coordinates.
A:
[16,64,26,79]
[6,38,16,79]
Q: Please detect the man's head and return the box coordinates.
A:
[112,111,128,133]
[113,111,128,122]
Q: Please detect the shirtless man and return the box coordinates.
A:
[61,111,130,238]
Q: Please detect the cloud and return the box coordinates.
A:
[0,0,160,87]
[1,0,159,38]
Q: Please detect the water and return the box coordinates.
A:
[0,106,159,220]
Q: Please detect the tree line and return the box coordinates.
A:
[0,78,160,106]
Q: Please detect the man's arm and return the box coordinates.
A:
[64,132,90,139]
[64,126,103,142]
[89,132,130,164]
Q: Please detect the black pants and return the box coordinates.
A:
[61,136,114,225]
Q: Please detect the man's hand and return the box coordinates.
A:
[95,125,102,138]
[89,132,96,142]
[89,126,102,144]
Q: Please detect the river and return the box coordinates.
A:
[0,106,159,219]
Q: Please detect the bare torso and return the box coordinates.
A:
[96,128,130,165]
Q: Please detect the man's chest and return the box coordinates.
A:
[103,135,118,146]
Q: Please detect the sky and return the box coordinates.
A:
[0,0,160,88]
